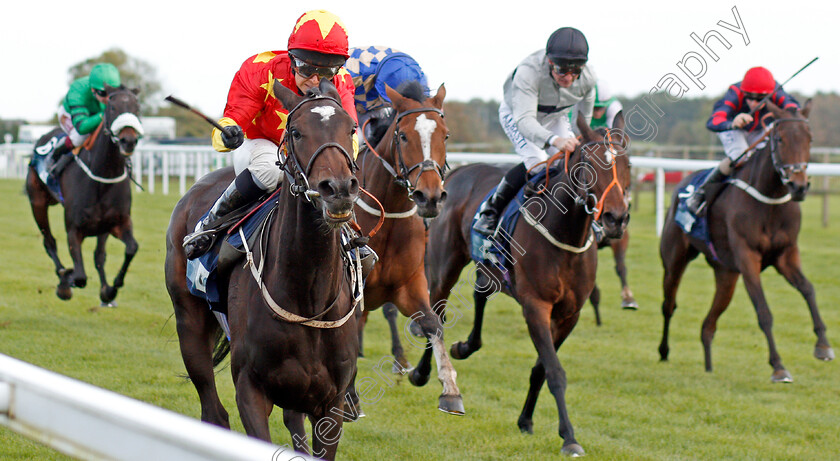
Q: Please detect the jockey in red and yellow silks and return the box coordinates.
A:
[183,9,359,260]
[211,50,358,152]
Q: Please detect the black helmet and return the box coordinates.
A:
[546,27,588,63]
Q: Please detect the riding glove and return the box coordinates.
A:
[221,125,245,150]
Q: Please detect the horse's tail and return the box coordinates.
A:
[211,327,231,368]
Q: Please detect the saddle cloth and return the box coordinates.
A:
[674,169,713,243]
[469,168,555,278]
[29,131,66,201]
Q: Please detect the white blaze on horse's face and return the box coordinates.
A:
[311,106,336,122]
[414,114,437,160]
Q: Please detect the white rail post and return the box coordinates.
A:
[162,150,169,195]
[180,150,187,196]
[656,167,665,236]
[148,150,155,194]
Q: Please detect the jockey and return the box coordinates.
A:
[590,79,623,129]
[685,66,801,215]
[345,46,429,147]
[182,9,359,260]
[474,26,597,236]
[41,63,122,177]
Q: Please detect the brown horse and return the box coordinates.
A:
[353,82,464,414]
[426,115,631,456]
[589,226,638,326]
[165,79,360,460]
[659,100,834,383]
[26,86,142,305]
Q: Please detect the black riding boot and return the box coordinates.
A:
[685,166,727,216]
[47,144,73,179]
[474,163,528,236]
[183,170,265,260]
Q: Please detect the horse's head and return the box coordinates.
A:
[575,112,632,239]
[765,99,813,201]
[383,82,449,218]
[102,85,144,155]
[273,78,359,226]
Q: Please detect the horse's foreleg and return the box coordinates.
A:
[521,298,583,456]
[111,224,139,290]
[612,236,638,310]
[66,228,87,289]
[774,246,834,361]
[93,234,114,305]
[702,268,740,372]
[233,367,273,441]
[282,410,308,454]
[736,248,790,382]
[310,396,346,461]
[588,283,602,326]
[382,303,411,372]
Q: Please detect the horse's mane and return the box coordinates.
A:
[395,81,427,103]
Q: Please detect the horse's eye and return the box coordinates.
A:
[290,128,302,140]
[399,132,407,143]
[445,133,450,141]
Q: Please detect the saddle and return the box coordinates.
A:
[29,128,67,201]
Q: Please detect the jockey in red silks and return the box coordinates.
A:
[183,9,359,259]
[686,66,800,215]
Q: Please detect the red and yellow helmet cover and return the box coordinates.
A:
[287,10,349,59]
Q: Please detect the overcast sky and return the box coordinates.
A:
[2,0,837,122]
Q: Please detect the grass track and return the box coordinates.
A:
[1,178,838,460]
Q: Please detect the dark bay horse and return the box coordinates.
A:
[165,79,360,460]
[26,86,142,305]
[353,82,464,414]
[659,100,834,382]
[426,115,631,456]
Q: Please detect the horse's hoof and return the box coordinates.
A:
[437,394,465,416]
[343,407,365,422]
[100,301,117,308]
[450,341,472,360]
[517,417,534,434]
[408,368,430,387]
[621,299,639,310]
[100,286,118,304]
[409,320,425,338]
[815,345,835,361]
[56,285,72,301]
[561,443,585,457]
[771,369,793,383]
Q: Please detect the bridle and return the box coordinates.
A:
[767,117,810,186]
[578,129,626,221]
[277,94,358,203]
[362,106,447,196]
[101,88,144,145]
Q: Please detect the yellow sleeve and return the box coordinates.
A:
[211,117,241,152]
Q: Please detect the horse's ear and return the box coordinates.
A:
[104,83,117,94]
[801,98,813,119]
[764,100,786,119]
[318,78,340,100]
[576,110,596,141]
[130,87,140,96]
[274,80,302,111]
[613,110,626,132]
[385,84,406,110]
[430,84,446,110]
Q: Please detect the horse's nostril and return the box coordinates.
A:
[349,177,360,196]
[411,191,428,205]
[440,190,448,203]
[317,180,337,198]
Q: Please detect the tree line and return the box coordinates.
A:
[3,49,838,150]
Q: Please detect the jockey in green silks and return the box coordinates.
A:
[41,63,122,177]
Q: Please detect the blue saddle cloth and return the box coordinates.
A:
[186,198,279,312]
[469,169,554,280]
[28,138,65,202]
[673,169,713,243]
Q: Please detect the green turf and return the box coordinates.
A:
[1,178,838,460]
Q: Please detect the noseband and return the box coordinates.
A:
[364,107,447,196]
[278,94,358,203]
[102,89,144,145]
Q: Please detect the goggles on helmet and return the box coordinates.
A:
[549,60,585,77]
[292,57,340,80]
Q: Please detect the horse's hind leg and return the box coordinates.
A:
[283,410,308,454]
[517,357,546,434]
[612,234,638,310]
[450,268,493,359]
[382,303,411,372]
[774,246,834,361]
[26,174,70,298]
[701,267,739,372]
[659,221,698,361]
